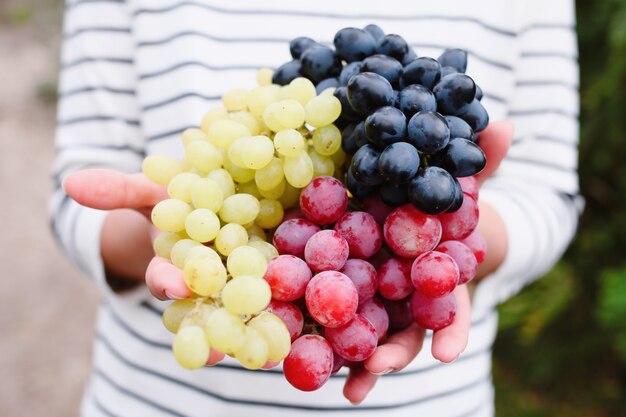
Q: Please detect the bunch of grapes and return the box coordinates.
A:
[269,175,485,391]
[141,23,492,393]
[273,25,488,214]
[142,73,346,370]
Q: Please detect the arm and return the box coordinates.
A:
[50,0,147,294]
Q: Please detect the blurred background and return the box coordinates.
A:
[0,0,624,416]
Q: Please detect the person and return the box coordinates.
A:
[51,0,581,416]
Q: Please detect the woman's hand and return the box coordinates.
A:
[343,120,513,404]
[63,169,193,300]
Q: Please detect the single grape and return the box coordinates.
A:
[283,335,333,391]
[272,218,320,258]
[407,166,457,215]
[304,230,350,272]
[457,176,479,200]
[364,106,407,147]
[274,129,305,157]
[363,24,385,42]
[264,255,312,301]
[185,208,220,242]
[312,124,342,156]
[444,115,474,141]
[351,144,383,186]
[458,229,487,265]
[255,157,285,190]
[376,34,409,61]
[456,99,489,132]
[361,54,403,88]
[181,128,208,146]
[167,172,200,202]
[170,239,201,269]
[429,138,486,177]
[284,150,314,188]
[340,259,378,305]
[398,84,437,118]
[207,169,236,198]
[286,77,317,106]
[325,314,377,361]
[406,111,450,154]
[219,193,260,225]
[402,57,442,89]
[438,48,468,73]
[190,178,223,213]
[142,154,183,186]
[207,119,251,149]
[183,255,227,296]
[305,271,358,328]
[383,204,442,258]
[239,135,275,169]
[289,36,318,59]
[226,245,268,278]
[162,299,195,333]
[214,223,248,256]
[334,27,376,63]
[333,211,383,259]
[439,193,479,240]
[222,276,272,315]
[410,291,456,330]
[173,325,210,370]
[378,142,420,184]
[299,176,349,226]
[304,94,342,128]
[347,72,394,116]
[377,256,414,300]
[256,68,274,86]
[263,99,305,132]
[300,45,342,83]
[382,297,413,332]
[411,251,459,298]
[308,149,335,177]
[200,107,229,133]
[436,240,478,285]
[358,297,390,342]
[153,232,181,259]
[222,88,249,112]
[151,199,192,233]
[272,60,302,85]
[433,73,476,115]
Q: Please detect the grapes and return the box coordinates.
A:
[143,26,490,392]
[383,204,442,258]
[333,211,383,258]
[304,230,349,272]
[347,72,394,115]
[299,176,349,225]
[325,314,378,361]
[333,27,377,63]
[284,335,333,392]
[305,271,358,328]
[264,255,312,301]
[410,251,459,298]
[410,291,457,330]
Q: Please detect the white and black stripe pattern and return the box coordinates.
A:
[51,1,580,416]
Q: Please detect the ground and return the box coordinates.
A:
[0,5,100,416]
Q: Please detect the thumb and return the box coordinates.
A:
[63,168,167,214]
[474,120,513,187]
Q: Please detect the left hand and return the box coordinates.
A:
[343,120,513,404]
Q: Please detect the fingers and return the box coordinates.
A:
[63,168,167,215]
[364,323,425,375]
[206,349,226,366]
[262,360,280,370]
[343,366,379,405]
[145,256,192,300]
[431,285,471,363]
[475,120,514,187]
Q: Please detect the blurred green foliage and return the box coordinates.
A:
[494,0,626,415]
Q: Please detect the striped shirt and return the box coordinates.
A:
[50,1,581,416]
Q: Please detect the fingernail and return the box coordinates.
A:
[349,401,361,406]
[165,290,185,300]
[372,367,395,375]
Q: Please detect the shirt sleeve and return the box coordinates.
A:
[473,0,582,317]
[49,0,145,296]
